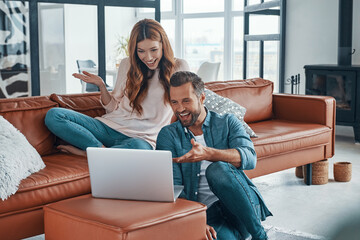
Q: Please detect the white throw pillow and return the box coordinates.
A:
[0,116,45,200]
[204,88,258,138]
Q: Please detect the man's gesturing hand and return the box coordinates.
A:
[173,138,210,163]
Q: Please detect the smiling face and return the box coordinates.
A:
[170,82,206,128]
[136,39,163,70]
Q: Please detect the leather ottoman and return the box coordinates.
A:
[44,195,207,240]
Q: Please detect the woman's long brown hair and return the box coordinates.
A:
[126,19,175,115]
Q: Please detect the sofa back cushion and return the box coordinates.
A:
[0,96,58,156]
[205,78,273,123]
[50,92,105,117]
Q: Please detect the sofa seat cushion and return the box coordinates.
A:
[0,153,90,216]
[250,120,332,159]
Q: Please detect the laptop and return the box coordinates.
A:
[86,147,184,202]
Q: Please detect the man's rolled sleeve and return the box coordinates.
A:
[227,115,257,170]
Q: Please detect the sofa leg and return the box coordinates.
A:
[305,163,312,185]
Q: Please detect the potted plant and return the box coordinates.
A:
[115,35,129,68]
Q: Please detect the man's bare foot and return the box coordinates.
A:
[57,145,86,157]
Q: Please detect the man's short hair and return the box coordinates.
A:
[170,71,204,98]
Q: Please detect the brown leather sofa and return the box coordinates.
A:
[0,78,335,239]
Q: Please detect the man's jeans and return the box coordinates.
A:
[206,162,268,240]
[45,108,152,150]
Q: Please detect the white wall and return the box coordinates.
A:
[285,0,338,93]
[285,0,360,136]
[285,0,360,94]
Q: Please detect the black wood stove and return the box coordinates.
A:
[304,0,360,143]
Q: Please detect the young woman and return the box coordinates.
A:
[45,19,189,156]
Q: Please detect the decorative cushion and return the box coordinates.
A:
[205,78,273,123]
[204,89,257,137]
[0,116,45,200]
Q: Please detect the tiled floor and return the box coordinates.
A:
[24,126,360,240]
[253,126,360,239]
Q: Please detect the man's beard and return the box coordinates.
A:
[176,105,201,127]
[177,111,200,127]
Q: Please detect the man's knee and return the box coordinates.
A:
[206,161,231,187]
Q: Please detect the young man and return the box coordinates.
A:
[156,71,272,240]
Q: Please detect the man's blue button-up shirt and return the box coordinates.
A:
[156,110,258,202]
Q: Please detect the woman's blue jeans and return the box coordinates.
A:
[206,162,268,240]
[45,108,152,150]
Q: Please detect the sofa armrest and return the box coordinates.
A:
[273,94,335,128]
[273,93,336,158]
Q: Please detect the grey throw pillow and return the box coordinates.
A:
[204,88,257,138]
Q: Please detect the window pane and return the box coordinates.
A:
[233,0,244,11]
[264,41,279,92]
[183,0,224,14]
[160,19,176,54]
[38,4,97,95]
[106,7,151,88]
[233,16,244,80]
[0,1,30,98]
[247,0,261,6]
[138,8,155,13]
[161,0,173,12]
[246,41,259,79]
[249,15,279,35]
[184,18,224,81]
[270,6,280,10]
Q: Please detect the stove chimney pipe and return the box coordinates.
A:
[338,0,353,66]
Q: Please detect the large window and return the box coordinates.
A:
[244,0,285,92]
[139,0,285,92]
[37,3,155,95]
[0,0,160,97]
[34,0,158,96]
[1,0,284,97]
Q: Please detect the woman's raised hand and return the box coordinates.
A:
[72,71,105,88]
